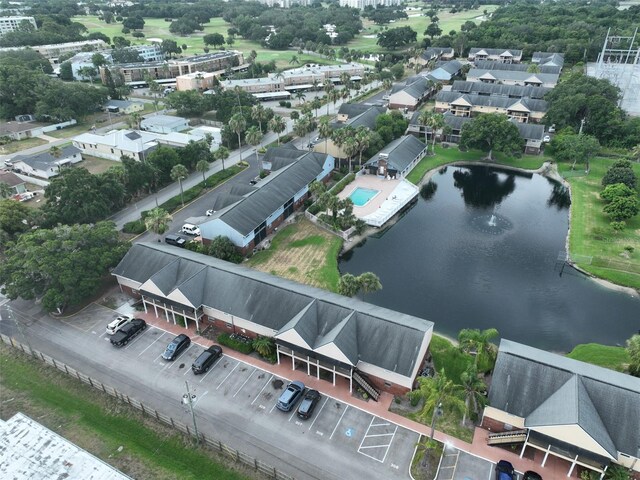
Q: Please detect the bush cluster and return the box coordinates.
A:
[217,333,254,354]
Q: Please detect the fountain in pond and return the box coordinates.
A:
[488,214,497,227]
[471,206,512,235]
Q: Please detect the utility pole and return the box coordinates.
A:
[578,117,586,135]
[184,381,199,443]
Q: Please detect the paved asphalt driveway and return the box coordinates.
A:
[0,300,420,480]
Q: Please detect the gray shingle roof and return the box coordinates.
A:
[346,106,386,129]
[113,243,434,377]
[489,339,640,458]
[474,60,561,74]
[365,135,427,172]
[400,77,431,100]
[512,121,544,140]
[337,103,372,118]
[12,145,81,171]
[421,47,454,61]
[467,68,559,85]
[532,52,565,67]
[435,60,463,75]
[451,80,550,99]
[207,152,328,235]
[436,91,548,113]
[469,47,522,57]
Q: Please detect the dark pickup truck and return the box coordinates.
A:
[110,318,147,347]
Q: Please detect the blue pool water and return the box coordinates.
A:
[349,187,379,207]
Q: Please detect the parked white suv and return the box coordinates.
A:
[180,223,200,236]
[106,315,133,335]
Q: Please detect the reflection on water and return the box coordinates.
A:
[339,165,640,352]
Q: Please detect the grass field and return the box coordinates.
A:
[0,136,48,154]
[566,343,630,372]
[558,158,640,289]
[0,344,252,480]
[248,217,343,292]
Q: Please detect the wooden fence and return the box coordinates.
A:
[0,333,294,480]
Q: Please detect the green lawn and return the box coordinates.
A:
[0,137,48,154]
[0,345,250,480]
[558,158,640,289]
[566,343,630,372]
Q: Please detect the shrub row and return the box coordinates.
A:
[122,219,146,234]
[217,332,254,354]
[329,173,356,196]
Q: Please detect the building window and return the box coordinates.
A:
[384,381,392,388]
[226,323,233,330]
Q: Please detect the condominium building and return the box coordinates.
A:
[34,40,108,63]
[339,0,401,9]
[0,16,36,36]
[256,0,313,6]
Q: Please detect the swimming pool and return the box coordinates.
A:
[349,187,380,207]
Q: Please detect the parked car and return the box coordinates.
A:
[110,318,146,347]
[162,334,191,361]
[180,223,200,236]
[543,135,551,143]
[297,389,321,419]
[206,209,215,216]
[523,472,542,480]
[106,315,133,335]
[276,380,305,412]
[165,234,186,247]
[548,124,556,133]
[495,460,515,480]
[191,345,223,374]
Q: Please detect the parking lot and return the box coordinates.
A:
[59,304,420,479]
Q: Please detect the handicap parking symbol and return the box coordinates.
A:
[345,428,354,437]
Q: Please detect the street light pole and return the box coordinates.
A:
[184,381,199,443]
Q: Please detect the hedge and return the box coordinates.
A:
[329,172,356,195]
[217,333,254,354]
[122,219,146,234]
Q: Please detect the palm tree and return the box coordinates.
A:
[459,365,487,426]
[170,164,189,206]
[323,80,335,115]
[251,103,267,134]
[144,207,172,234]
[329,89,341,114]
[311,78,320,92]
[293,117,311,148]
[228,113,246,162]
[354,126,372,169]
[318,117,332,154]
[458,328,499,368]
[630,144,640,163]
[252,336,275,357]
[214,145,229,170]
[49,145,62,158]
[416,369,466,440]
[426,112,445,154]
[418,111,432,146]
[289,55,299,65]
[295,91,306,106]
[196,159,209,186]
[338,273,360,297]
[311,97,322,119]
[383,78,393,97]
[268,115,286,145]
[342,136,358,172]
[128,111,142,130]
[245,126,263,157]
[357,272,382,299]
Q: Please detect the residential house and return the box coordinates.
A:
[201,148,334,253]
[435,91,548,123]
[466,69,559,88]
[388,76,436,111]
[483,339,640,479]
[112,242,433,396]
[72,129,159,161]
[450,80,551,100]
[105,99,144,115]
[313,106,386,159]
[11,145,82,179]
[0,119,77,141]
[140,115,189,134]
[474,60,561,75]
[468,48,523,63]
[429,60,463,82]
[364,135,427,179]
[408,112,546,154]
[416,47,455,66]
[0,171,27,195]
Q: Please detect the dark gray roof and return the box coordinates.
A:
[421,47,454,61]
[489,339,640,458]
[512,121,544,140]
[365,135,427,172]
[208,152,328,235]
[113,243,434,377]
[467,68,559,85]
[451,80,550,99]
[436,91,548,113]
[346,106,386,129]
[12,145,81,171]
[337,103,371,118]
[0,171,25,187]
[532,52,564,67]
[469,47,522,57]
[400,76,431,100]
[434,60,463,75]
[474,60,561,75]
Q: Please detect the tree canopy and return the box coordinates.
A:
[0,222,128,313]
[460,113,523,159]
[377,26,417,50]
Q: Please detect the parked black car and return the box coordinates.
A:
[276,381,305,412]
[110,318,147,347]
[523,472,542,480]
[162,334,191,361]
[192,345,223,374]
[165,234,186,247]
[297,389,321,419]
[495,460,515,480]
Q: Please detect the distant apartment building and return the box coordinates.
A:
[100,50,244,84]
[468,48,523,63]
[176,70,222,91]
[69,44,164,79]
[256,0,312,6]
[0,16,37,36]
[0,40,110,64]
[339,0,401,9]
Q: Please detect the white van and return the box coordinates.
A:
[180,223,200,236]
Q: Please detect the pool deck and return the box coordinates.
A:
[338,174,418,227]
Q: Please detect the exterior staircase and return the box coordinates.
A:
[352,370,380,402]
[487,429,528,446]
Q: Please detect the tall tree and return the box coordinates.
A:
[214,145,230,170]
[338,273,360,297]
[354,126,372,169]
[144,207,172,234]
[245,126,263,156]
[170,164,189,206]
[458,328,499,369]
[416,370,465,440]
[228,113,246,162]
[550,133,600,171]
[318,117,332,154]
[459,365,487,426]
[251,103,268,134]
[268,115,286,145]
[460,113,523,160]
[425,112,445,154]
[357,272,382,299]
[196,159,210,186]
[627,334,640,377]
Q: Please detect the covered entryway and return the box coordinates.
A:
[140,291,203,331]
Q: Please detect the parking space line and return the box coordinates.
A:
[288,406,298,422]
[216,363,239,390]
[251,374,274,405]
[358,416,376,451]
[122,330,148,350]
[199,358,224,383]
[233,369,255,397]
[380,426,398,464]
[183,364,193,375]
[329,405,349,440]
[371,421,390,427]
[167,344,194,370]
[136,332,166,356]
[359,443,392,450]
[358,450,385,463]
[307,396,328,431]
[364,432,395,437]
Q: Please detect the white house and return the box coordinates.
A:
[73,129,159,161]
[140,115,189,134]
[11,145,82,179]
[105,99,144,115]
